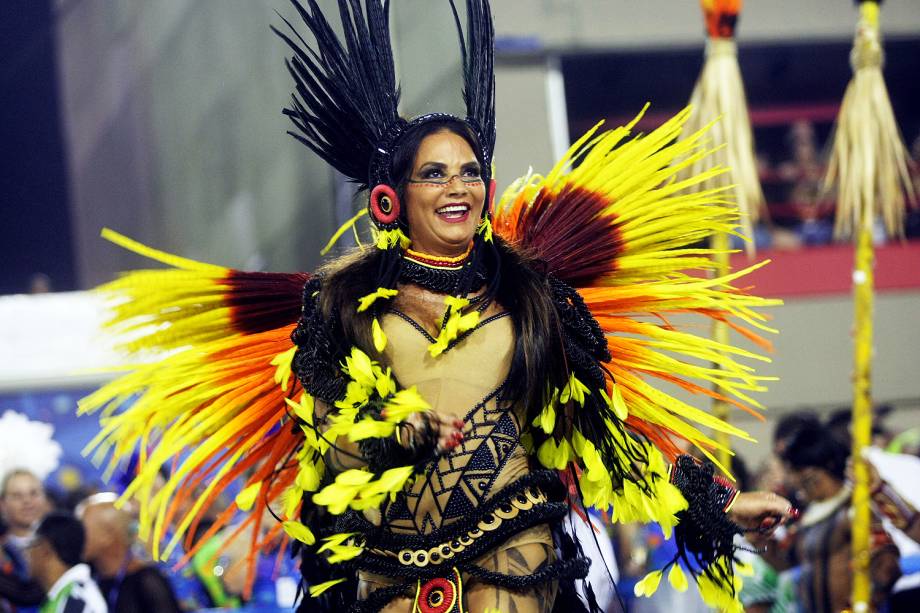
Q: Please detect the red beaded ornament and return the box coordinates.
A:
[414,568,464,613]
[487,178,496,217]
[370,183,401,225]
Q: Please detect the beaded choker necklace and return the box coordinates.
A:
[400,243,487,293]
[404,244,472,268]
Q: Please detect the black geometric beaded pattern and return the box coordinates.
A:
[290,277,348,404]
[383,387,523,535]
[670,455,743,568]
[549,275,611,389]
[399,256,487,295]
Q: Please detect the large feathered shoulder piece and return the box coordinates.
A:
[79,229,311,594]
[495,105,780,610]
[495,105,776,464]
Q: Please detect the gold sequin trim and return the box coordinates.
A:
[365,487,549,568]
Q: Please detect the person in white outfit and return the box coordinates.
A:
[26,512,107,613]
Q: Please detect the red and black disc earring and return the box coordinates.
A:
[370,184,400,226]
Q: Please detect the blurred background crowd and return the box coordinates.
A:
[2,0,919,611]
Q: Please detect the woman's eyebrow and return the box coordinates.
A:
[416,161,447,170]
[416,160,479,169]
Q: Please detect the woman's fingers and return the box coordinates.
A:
[434,413,464,453]
[402,411,464,454]
[729,491,797,533]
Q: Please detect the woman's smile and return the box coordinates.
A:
[435,202,471,223]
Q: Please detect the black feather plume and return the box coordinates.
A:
[450,0,496,168]
[273,0,404,189]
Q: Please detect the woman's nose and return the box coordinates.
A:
[446,176,469,196]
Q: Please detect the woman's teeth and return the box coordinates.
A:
[436,204,470,220]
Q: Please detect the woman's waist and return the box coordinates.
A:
[338,470,566,578]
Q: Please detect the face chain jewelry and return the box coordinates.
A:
[407,175,484,189]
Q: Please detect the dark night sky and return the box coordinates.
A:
[1,0,75,295]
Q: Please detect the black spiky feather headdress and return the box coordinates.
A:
[273,0,495,218]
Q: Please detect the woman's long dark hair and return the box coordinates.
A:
[316,119,567,412]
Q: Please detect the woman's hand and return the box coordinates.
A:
[397,410,465,455]
[728,490,798,546]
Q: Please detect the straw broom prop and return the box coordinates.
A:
[822,1,916,610]
[678,0,766,470]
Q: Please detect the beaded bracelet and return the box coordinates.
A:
[669,455,744,555]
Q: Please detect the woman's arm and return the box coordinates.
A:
[666,456,795,566]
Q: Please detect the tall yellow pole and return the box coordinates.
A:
[823,2,914,607]
[850,219,874,611]
[822,0,918,606]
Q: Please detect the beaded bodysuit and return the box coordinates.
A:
[348,290,563,611]
[378,306,525,535]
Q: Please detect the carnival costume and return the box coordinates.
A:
[80,1,779,611]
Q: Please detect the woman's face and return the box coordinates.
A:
[404,130,486,257]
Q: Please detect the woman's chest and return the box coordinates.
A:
[380,304,514,419]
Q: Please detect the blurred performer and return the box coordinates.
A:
[780,422,901,612]
[77,495,180,613]
[26,512,106,613]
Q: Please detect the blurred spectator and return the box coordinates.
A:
[77,494,181,613]
[192,508,302,610]
[25,512,106,612]
[1,518,45,611]
[143,467,215,611]
[826,404,894,450]
[861,448,920,611]
[771,410,820,512]
[772,411,820,457]
[0,469,51,561]
[733,414,825,612]
[774,120,835,246]
[736,454,796,613]
[187,531,243,610]
[780,421,901,613]
[28,274,52,295]
[886,426,920,458]
[905,132,920,239]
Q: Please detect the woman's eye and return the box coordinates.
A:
[422,169,444,179]
[462,168,481,177]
